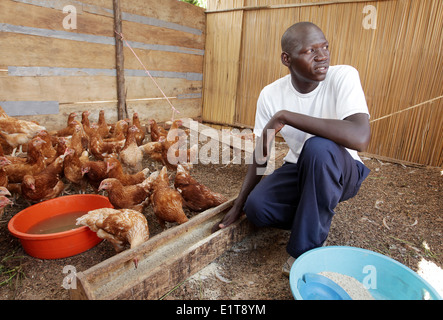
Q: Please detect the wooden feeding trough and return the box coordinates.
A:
[70,198,255,300]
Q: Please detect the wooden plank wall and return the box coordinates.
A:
[202,0,443,167]
[0,0,205,130]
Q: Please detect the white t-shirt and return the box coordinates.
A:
[253,65,370,163]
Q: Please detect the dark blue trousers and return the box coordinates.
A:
[244,137,370,258]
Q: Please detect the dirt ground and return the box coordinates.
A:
[0,141,442,300]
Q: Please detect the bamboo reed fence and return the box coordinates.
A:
[202,0,443,167]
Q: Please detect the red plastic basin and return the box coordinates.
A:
[8,194,113,259]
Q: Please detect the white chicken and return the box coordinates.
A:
[0,105,46,156]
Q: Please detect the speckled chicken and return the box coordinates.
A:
[76,208,150,267]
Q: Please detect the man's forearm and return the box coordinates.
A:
[274,110,371,152]
[233,153,266,209]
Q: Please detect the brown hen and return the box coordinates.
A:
[96,110,111,138]
[0,157,11,188]
[150,166,188,229]
[148,119,167,142]
[64,148,89,193]
[21,152,65,203]
[89,125,125,160]
[49,112,78,137]
[131,112,146,146]
[81,159,108,192]
[106,157,149,186]
[174,164,228,211]
[98,173,156,212]
[4,137,47,183]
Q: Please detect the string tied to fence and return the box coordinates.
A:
[369,95,443,123]
[115,31,180,120]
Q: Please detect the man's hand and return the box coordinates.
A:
[211,115,285,234]
[211,205,244,233]
[257,112,285,163]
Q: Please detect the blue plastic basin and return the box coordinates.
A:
[289,246,442,300]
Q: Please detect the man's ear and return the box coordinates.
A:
[281,52,290,67]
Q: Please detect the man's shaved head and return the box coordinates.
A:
[281,22,324,52]
[280,22,330,92]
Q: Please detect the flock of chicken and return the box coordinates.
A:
[0,106,228,260]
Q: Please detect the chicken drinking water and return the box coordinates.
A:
[76,208,150,268]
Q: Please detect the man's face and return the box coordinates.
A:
[282,27,330,87]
